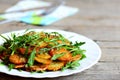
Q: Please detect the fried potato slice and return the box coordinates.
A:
[18,47,36,55]
[9,54,27,64]
[49,48,72,61]
[36,53,51,59]
[38,42,48,48]
[71,54,82,61]
[57,40,70,45]
[14,64,25,69]
[29,64,48,71]
[39,32,46,38]
[47,61,64,71]
[34,57,51,65]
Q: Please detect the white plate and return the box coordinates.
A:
[0,29,101,78]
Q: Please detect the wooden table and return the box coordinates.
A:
[0,0,120,80]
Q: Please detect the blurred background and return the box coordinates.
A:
[0,0,119,41]
[0,0,120,80]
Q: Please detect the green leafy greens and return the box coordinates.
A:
[62,60,80,71]
[51,53,66,60]
[27,49,36,67]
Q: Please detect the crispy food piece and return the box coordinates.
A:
[18,47,34,55]
[29,64,48,71]
[14,64,25,69]
[71,54,82,61]
[39,32,46,38]
[36,53,51,59]
[18,47,48,55]
[34,57,51,65]
[38,42,48,48]
[50,48,72,61]
[57,40,70,45]
[9,54,27,64]
[48,40,70,46]
[47,61,64,71]
[0,52,10,60]
[18,48,26,54]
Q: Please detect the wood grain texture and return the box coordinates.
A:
[0,0,120,80]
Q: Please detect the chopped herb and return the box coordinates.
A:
[0,46,6,52]
[11,33,16,40]
[39,48,50,53]
[27,49,36,67]
[72,49,86,56]
[0,34,10,42]
[73,42,85,47]
[80,53,86,60]
[0,62,5,66]
[62,60,80,71]
[24,28,30,33]
[18,69,22,72]
[8,64,15,71]
[51,44,66,49]
[24,46,29,57]
[51,53,65,60]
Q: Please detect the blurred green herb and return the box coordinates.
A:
[51,53,65,60]
[27,49,36,67]
[8,64,15,71]
[62,60,80,71]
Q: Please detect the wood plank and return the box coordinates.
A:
[97,41,120,48]
[56,25,120,41]
[1,22,120,41]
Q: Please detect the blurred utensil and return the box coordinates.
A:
[0,0,65,25]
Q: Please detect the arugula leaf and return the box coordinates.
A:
[62,60,80,71]
[80,53,86,60]
[0,62,5,66]
[0,46,6,52]
[8,64,15,71]
[0,34,8,41]
[70,60,80,68]
[51,53,65,60]
[11,33,16,40]
[51,44,66,49]
[73,42,85,47]
[39,48,50,53]
[72,49,86,56]
[24,28,30,33]
[50,32,62,36]
[27,49,36,67]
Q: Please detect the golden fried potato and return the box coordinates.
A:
[14,64,25,69]
[71,54,82,61]
[9,54,27,64]
[29,64,48,71]
[38,42,48,48]
[36,53,51,59]
[47,61,64,71]
[57,40,70,45]
[49,48,72,61]
[18,47,35,55]
[39,32,46,38]
[34,57,51,65]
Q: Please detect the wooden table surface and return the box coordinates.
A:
[0,0,120,80]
